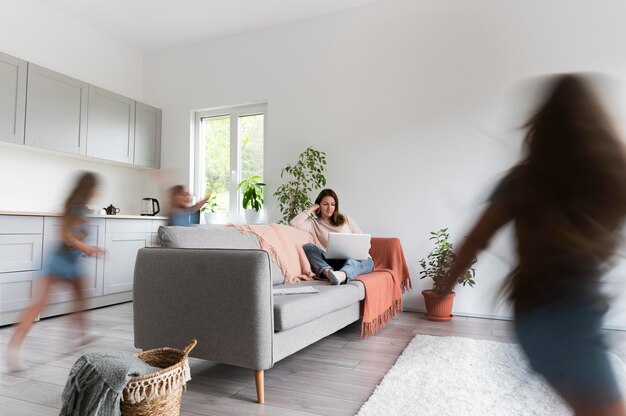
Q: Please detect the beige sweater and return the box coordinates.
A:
[290,211,363,249]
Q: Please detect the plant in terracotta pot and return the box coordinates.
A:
[419,228,476,321]
[237,175,266,224]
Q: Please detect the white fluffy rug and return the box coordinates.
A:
[357,334,626,416]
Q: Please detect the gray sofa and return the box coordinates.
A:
[133,225,366,403]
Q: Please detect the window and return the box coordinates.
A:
[194,104,265,220]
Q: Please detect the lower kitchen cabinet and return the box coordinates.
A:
[103,220,151,295]
[0,216,43,325]
[0,271,39,325]
[0,214,167,326]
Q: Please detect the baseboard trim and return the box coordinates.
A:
[403,307,626,331]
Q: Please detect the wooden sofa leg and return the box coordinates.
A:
[255,370,265,404]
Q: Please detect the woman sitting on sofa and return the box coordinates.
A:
[291,189,373,285]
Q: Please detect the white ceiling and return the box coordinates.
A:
[35,0,382,53]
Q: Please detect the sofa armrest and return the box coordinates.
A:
[133,247,274,370]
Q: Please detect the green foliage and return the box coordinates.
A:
[273,147,327,224]
[239,114,264,182]
[419,228,476,295]
[200,194,222,213]
[237,175,266,212]
[202,114,264,215]
[203,116,231,212]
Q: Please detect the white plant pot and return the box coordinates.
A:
[204,212,228,225]
[244,208,263,224]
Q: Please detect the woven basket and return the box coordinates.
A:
[120,339,197,416]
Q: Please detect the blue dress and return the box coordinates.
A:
[43,206,89,280]
[168,208,195,227]
[491,169,622,408]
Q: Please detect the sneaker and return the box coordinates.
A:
[328,270,347,285]
[6,345,27,373]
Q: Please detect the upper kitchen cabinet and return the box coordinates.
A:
[0,51,163,168]
[25,64,88,155]
[0,52,26,145]
[86,86,135,164]
[134,101,161,168]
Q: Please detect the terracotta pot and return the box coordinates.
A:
[422,290,455,321]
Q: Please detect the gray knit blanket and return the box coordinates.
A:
[60,351,160,416]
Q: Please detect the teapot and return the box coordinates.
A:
[104,204,120,215]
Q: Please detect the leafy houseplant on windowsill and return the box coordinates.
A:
[238,175,266,224]
[419,228,476,321]
[201,194,226,224]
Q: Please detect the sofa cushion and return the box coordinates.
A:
[273,281,361,332]
[159,225,258,248]
[347,280,365,301]
[159,225,285,285]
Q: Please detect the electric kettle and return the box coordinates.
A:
[140,198,160,216]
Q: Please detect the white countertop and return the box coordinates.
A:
[0,210,168,220]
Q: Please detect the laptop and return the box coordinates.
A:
[324,233,371,260]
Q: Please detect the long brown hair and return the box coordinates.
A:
[506,74,626,304]
[64,172,98,217]
[314,189,346,227]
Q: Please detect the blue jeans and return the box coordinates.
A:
[303,243,374,282]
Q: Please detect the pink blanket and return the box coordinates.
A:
[234,224,318,283]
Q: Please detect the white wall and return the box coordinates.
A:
[142,0,626,326]
[0,0,142,99]
[0,0,158,215]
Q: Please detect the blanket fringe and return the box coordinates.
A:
[360,298,403,338]
[401,275,413,293]
[122,360,191,405]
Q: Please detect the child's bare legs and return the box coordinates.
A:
[6,275,55,371]
[67,276,86,334]
[66,276,97,345]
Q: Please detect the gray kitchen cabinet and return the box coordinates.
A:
[0,216,43,326]
[87,86,135,163]
[103,219,151,295]
[0,216,43,273]
[134,101,162,168]
[0,215,165,325]
[24,64,88,154]
[0,51,163,169]
[0,234,43,273]
[0,52,26,144]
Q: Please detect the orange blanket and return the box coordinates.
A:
[234,224,317,283]
[356,238,412,337]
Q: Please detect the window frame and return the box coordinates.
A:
[193,103,267,222]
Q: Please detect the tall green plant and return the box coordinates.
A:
[419,228,476,295]
[274,147,327,224]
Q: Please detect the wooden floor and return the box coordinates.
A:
[2,303,626,416]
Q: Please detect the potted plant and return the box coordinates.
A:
[201,194,226,224]
[273,147,327,224]
[237,175,266,224]
[419,228,476,321]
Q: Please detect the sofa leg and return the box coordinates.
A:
[255,369,265,404]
